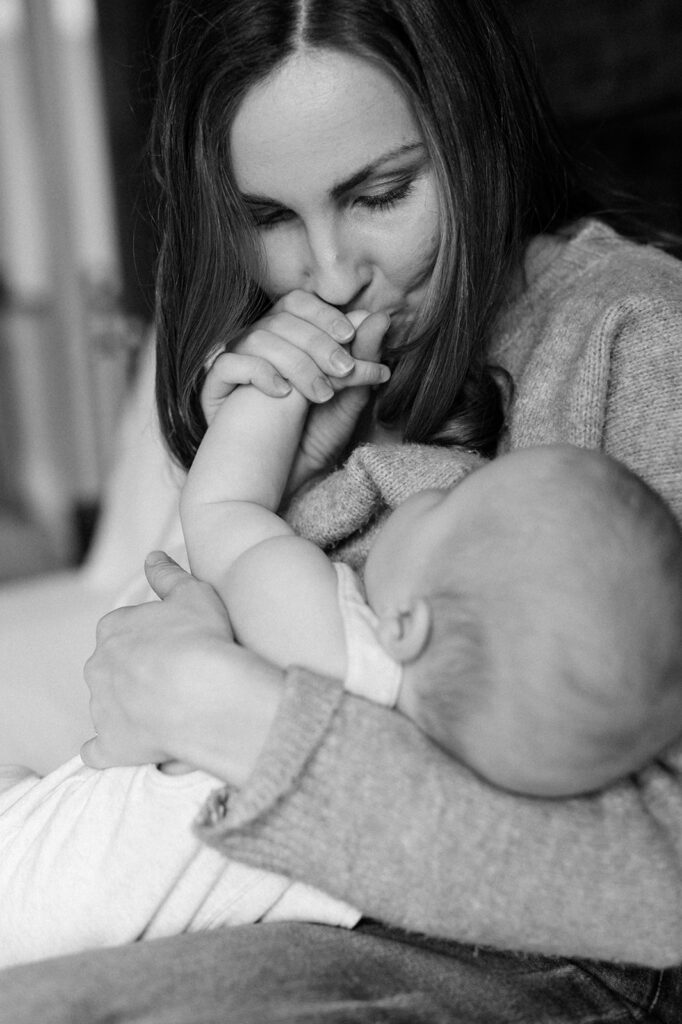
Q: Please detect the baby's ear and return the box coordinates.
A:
[375,598,431,664]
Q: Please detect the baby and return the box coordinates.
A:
[1,377,681,968]
[364,440,682,795]
[182,382,682,798]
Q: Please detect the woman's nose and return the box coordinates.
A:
[303,223,371,308]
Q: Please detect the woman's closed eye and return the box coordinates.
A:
[248,204,296,230]
[356,177,417,213]
[246,175,419,230]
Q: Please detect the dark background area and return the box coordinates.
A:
[95,0,161,320]
[94,0,682,322]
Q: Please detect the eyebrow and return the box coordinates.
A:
[240,141,426,207]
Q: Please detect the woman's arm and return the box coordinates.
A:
[601,293,682,525]
[81,554,682,968]
[197,666,682,968]
[194,250,682,968]
[83,235,682,966]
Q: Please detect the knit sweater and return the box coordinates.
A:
[196,220,682,967]
[286,443,486,572]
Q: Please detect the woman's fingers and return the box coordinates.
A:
[329,355,391,392]
[235,314,354,388]
[273,289,356,345]
[231,292,366,386]
[82,560,236,771]
[351,311,391,362]
[144,550,194,600]
[202,299,391,421]
[234,309,391,390]
[326,312,391,390]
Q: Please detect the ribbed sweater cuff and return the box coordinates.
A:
[195,668,344,842]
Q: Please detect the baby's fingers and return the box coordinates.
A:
[202,352,291,423]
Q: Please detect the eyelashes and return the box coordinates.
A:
[357,178,417,213]
[245,200,291,229]
[248,175,419,230]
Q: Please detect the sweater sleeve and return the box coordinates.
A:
[601,289,682,524]
[197,670,682,967]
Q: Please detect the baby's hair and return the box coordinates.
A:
[405,588,494,763]
[405,446,682,794]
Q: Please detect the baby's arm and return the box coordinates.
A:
[180,385,346,678]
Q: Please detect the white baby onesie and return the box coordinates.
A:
[0,562,399,967]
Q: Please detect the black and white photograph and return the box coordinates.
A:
[0,1,681,1020]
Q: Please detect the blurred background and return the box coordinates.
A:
[0,0,681,583]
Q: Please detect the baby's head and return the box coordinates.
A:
[364,444,682,796]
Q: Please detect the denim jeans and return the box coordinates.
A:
[0,920,679,1023]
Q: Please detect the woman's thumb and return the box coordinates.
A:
[144,551,190,600]
[352,311,390,362]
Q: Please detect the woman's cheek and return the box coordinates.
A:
[396,226,439,294]
[257,233,301,298]
[389,198,440,293]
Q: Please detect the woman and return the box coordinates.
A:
[5,0,680,1020]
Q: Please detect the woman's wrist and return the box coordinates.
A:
[177,641,285,787]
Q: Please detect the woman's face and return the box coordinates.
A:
[230,48,441,345]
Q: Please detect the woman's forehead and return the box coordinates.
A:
[230,49,423,196]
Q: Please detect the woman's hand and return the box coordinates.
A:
[81,553,284,786]
[202,292,391,487]
[289,308,392,493]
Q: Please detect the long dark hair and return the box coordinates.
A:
[151,0,674,469]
